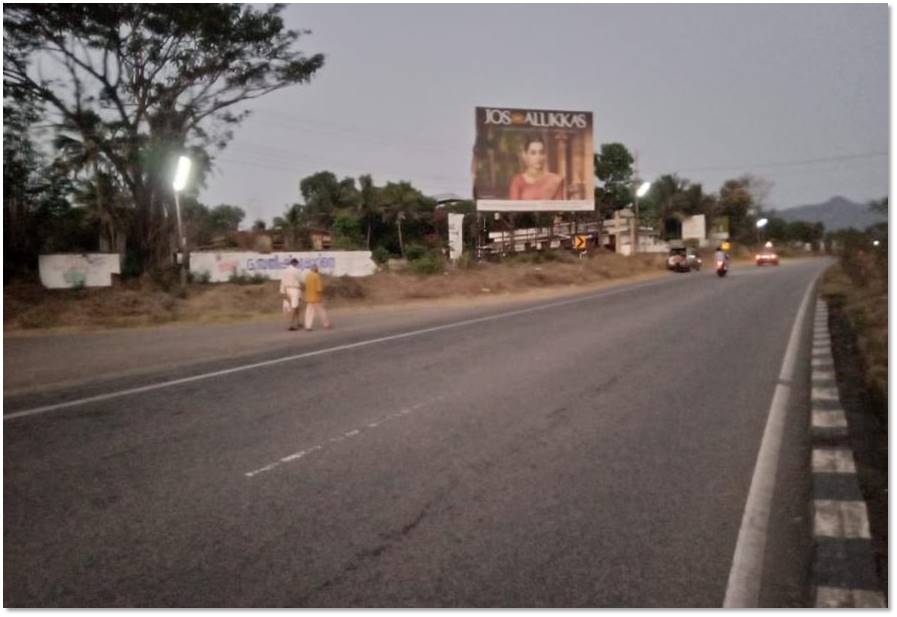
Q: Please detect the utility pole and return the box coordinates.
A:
[172,155,192,288]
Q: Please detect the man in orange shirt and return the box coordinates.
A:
[302,264,331,331]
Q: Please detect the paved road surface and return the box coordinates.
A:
[4,259,828,606]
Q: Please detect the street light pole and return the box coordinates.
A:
[172,155,192,288]
[174,191,186,287]
[633,180,651,255]
[755,217,768,250]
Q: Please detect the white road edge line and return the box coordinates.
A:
[723,276,817,608]
[4,277,673,421]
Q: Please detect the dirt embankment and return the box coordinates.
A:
[5,252,675,333]
[5,246,814,334]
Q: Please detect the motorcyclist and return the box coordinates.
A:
[714,245,729,269]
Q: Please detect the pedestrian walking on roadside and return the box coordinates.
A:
[279,258,303,331]
[302,264,331,331]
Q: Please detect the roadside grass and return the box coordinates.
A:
[819,261,888,419]
[3,250,673,332]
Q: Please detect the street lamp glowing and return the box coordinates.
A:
[636,181,651,198]
[873,240,881,247]
[172,155,193,288]
[756,218,768,229]
[173,155,192,192]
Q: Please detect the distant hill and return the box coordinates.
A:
[774,196,886,231]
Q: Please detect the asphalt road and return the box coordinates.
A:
[4,259,829,607]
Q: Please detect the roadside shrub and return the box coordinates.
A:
[229,272,268,285]
[410,254,444,275]
[189,270,212,284]
[405,244,427,261]
[371,246,391,264]
[455,253,478,270]
[509,250,575,265]
[150,267,181,293]
[325,275,366,300]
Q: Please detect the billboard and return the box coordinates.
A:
[682,214,707,241]
[710,216,730,239]
[473,107,594,212]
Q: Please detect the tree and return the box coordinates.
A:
[357,174,382,250]
[4,91,45,279]
[763,215,789,242]
[594,143,635,216]
[4,4,324,273]
[381,181,426,258]
[331,213,364,249]
[272,203,307,250]
[718,177,753,241]
[3,92,100,280]
[640,174,693,240]
[53,111,129,252]
[299,171,359,228]
[869,197,888,217]
[208,205,245,235]
[182,202,244,247]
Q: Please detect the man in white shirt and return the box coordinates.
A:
[279,258,303,331]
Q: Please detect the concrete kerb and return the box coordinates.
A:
[809,298,886,608]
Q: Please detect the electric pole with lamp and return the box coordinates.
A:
[172,155,192,288]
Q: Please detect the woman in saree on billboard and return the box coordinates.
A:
[508,136,564,200]
[473,107,594,212]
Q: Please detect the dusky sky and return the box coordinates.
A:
[199,3,889,225]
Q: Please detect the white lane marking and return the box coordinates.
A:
[723,282,817,608]
[244,399,435,478]
[5,277,675,422]
[814,500,872,538]
[812,448,857,473]
[280,451,307,463]
[812,409,848,429]
[812,358,834,368]
[816,586,887,608]
[812,387,840,401]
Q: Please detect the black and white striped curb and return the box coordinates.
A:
[810,300,886,608]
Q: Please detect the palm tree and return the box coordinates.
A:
[381,181,423,258]
[644,174,688,240]
[53,112,127,252]
[273,203,306,249]
[357,174,382,250]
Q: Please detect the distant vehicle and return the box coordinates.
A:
[716,257,728,277]
[755,251,779,266]
[667,247,702,272]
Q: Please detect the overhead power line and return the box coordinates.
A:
[655,151,888,175]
